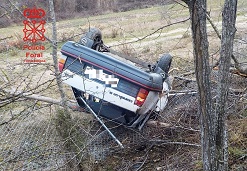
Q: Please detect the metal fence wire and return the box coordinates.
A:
[0,30,246,170]
[0,70,246,170]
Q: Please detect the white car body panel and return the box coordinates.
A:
[62,69,139,112]
[155,81,169,112]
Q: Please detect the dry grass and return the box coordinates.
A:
[0,0,247,170]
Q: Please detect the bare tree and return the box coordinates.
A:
[182,0,238,170]
[48,0,68,110]
[182,0,215,170]
[215,0,238,171]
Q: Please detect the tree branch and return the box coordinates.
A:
[149,139,201,147]
[1,89,84,112]
[1,88,175,130]
[176,0,247,76]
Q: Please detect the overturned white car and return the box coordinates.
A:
[58,28,172,129]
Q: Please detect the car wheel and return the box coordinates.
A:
[156,54,172,73]
[79,28,110,52]
[82,28,102,42]
[80,28,102,50]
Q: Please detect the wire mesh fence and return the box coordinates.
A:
[0,3,247,170]
[0,66,246,171]
[0,40,246,170]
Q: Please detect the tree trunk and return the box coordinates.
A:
[184,0,216,170]
[215,0,238,170]
[48,0,68,111]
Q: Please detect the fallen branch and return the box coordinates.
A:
[149,139,201,147]
[213,66,247,77]
[2,89,172,129]
[174,76,196,82]
[230,66,247,77]
[146,120,170,128]
[169,90,197,94]
[229,88,247,94]
[1,89,85,112]
[179,71,195,77]
[172,125,200,132]
[168,67,180,73]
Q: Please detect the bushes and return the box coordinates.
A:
[0,0,173,28]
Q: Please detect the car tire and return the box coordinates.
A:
[156,54,172,73]
[86,28,102,42]
[80,28,102,50]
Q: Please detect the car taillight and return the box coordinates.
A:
[58,55,67,72]
[135,88,149,107]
